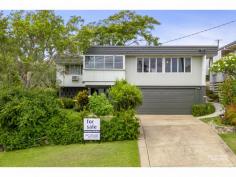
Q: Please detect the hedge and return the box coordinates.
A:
[192,103,215,117]
[0,87,139,151]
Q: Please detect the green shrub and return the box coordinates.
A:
[88,93,113,116]
[60,97,75,109]
[108,80,142,111]
[101,109,140,141]
[218,79,236,106]
[0,87,84,150]
[223,105,236,125]
[0,87,62,150]
[192,103,215,117]
[74,90,89,111]
[45,113,84,145]
[0,87,139,151]
[232,80,236,94]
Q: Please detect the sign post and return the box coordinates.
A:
[83,118,100,140]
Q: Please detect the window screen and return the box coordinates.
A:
[165,58,171,72]
[157,58,162,72]
[114,56,123,69]
[150,58,156,72]
[137,58,143,72]
[144,58,150,72]
[185,58,191,72]
[105,56,113,69]
[178,58,184,72]
[95,56,104,69]
[172,58,177,72]
[85,56,94,69]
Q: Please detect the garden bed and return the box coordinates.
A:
[201,117,236,134]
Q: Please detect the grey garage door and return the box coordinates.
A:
[138,87,203,115]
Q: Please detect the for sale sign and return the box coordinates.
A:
[83,118,100,140]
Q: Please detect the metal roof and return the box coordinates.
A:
[219,41,236,51]
[86,46,218,57]
[54,55,83,64]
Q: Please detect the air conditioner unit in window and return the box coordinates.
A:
[72,76,79,81]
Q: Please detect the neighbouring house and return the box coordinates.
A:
[209,41,236,93]
[55,45,217,114]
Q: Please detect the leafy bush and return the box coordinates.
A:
[232,80,236,96]
[108,80,142,111]
[0,87,139,151]
[101,109,140,141]
[0,87,85,151]
[45,113,84,145]
[88,93,113,116]
[60,97,75,109]
[223,105,236,125]
[218,79,236,106]
[74,90,89,111]
[0,87,61,150]
[192,103,215,117]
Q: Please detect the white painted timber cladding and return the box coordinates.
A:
[82,69,125,84]
[56,65,84,87]
[57,56,204,87]
[201,55,207,86]
[125,56,203,86]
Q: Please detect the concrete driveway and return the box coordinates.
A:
[138,115,236,167]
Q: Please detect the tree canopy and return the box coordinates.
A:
[76,10,160,53]
[210,53,236,79]
[0,10,160,88]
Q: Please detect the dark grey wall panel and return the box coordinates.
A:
[138,87,205,115]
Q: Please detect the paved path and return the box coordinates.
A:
[138,115,236,167]
[197,102,224,119]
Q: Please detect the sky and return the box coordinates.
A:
[55,10,236,47]
[3,10,236,47]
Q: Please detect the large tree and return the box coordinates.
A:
[76,10,160,53]
[0,12,21,87]
[5,11,83,88]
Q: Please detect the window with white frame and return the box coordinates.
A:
[85,55,124,69]
[137,57,191,73]
[144,58,150,72]
[137,57,163,73]
[137,58,143,72]
[178,58,184,72]
[165,58,171,72]
[65,65,82,75]
[166,57,191,73]
[157,58,162,72]
[114,56,123,69]
[185,58,191,72]
[172,58,178,72]
[150,58,156,72]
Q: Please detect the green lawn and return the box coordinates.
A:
[0,140,140,167]
[220,133,236,154]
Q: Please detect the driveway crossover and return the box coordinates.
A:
[138,115,236,167]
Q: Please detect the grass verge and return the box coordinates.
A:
[0,140,140,167]
[219,133,236,154]
[200,116,224,126]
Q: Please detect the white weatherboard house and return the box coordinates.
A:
[55,46,218,114]
[209,41,236,92]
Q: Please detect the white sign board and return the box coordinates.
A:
[83,118,100,140]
